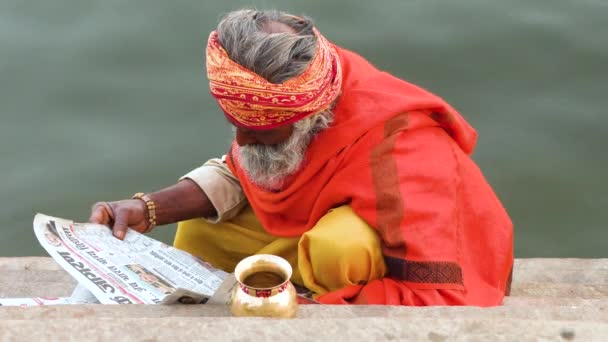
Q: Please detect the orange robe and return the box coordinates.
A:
[226,46,513,306]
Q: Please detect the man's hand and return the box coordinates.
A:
[89,199,149,240]
[88,180,218,241]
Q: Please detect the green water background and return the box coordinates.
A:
[1,0,606,257]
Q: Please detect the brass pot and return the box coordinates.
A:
[230,254,297,318]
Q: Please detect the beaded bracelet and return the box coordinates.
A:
[132,192,156,232]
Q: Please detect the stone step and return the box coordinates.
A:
[4,257,607,284]
[0,280,75,298]
[0,257,74,297]
[2,257,608,341]
[0,257,63,270]
[4,257,608,280]
[503,296,608,307]
[511,282,608,299]
[0,317,603,341]
[3,257,608,299]
[513,258,608,284]
[1,301,606,322]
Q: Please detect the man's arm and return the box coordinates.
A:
[150,179,218,225]
[90,156,246,240]
[179,157,247,223]
[89,179,216,240]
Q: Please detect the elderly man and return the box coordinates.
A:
[90,9,513,306]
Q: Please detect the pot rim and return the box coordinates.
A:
[234,254,293,290]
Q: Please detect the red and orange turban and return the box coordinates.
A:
[206,28,342,130]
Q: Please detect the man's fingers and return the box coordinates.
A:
[89,203,111,224]
[112,208,129,240]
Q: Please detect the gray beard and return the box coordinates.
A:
[237,110,333,191]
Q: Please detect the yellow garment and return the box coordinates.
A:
[174,205,386,295]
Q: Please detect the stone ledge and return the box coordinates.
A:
[3,257,608,298]
[2,257,607,341]
[513,258,608,284]
[0,317,603,341]
[1,301,606,322]
[0,257,64,270]
[511,282,608,299]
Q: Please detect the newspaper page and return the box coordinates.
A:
[32,213,229,305]
[0,297,88,307]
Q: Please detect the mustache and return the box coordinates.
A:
[236,110,334,190]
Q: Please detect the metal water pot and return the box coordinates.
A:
[230,254,297,318]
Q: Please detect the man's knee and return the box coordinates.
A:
[174,217,251,272]
[298,206,386,293]
[173,209,285,273]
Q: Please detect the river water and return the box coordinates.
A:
[1,0,606,257]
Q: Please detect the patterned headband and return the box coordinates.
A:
[206,28,342,130]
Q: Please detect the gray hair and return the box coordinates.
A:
[237,109,334,190]
[216,9,318,84]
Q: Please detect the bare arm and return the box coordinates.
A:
[151,179,217,225]
[89,179,217,240]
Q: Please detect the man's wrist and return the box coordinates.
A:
[130,181,218,228]
[132,192,157,232]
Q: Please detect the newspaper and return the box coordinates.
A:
[0,297,90,307]
[0,213,322,307]
[0,214,235,306]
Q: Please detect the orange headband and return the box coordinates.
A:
[206,28,342,130]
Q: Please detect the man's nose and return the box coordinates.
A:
[235,129,258,146]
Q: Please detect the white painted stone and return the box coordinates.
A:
[0,317,603,341]
[1,257,607,341]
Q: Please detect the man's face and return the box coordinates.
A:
[234,125,294,147]
[235,122,309,190]
[234,110,333,190]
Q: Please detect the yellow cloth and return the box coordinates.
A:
[174,205,386,296]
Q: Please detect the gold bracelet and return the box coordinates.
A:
[132,192,156,232]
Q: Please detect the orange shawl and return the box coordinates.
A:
[226,46,513,306]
